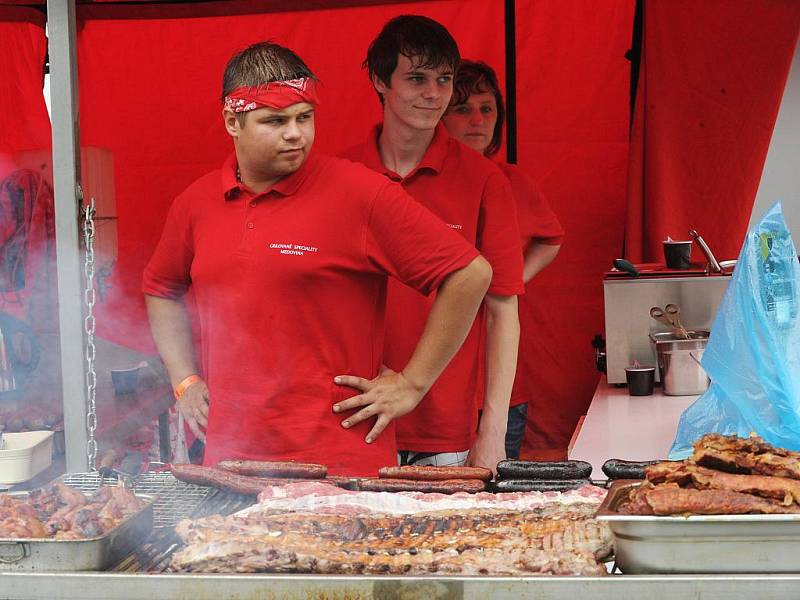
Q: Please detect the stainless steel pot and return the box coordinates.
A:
[650,330,710,395]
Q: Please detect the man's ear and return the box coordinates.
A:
[223,108,240,137]
[371,73,389,97]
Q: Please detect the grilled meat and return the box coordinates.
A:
[171,495,612,576]
[358,478,487,494]
[1,484,144,540]
[645,461,695,486]
[28,482,87,518]
[689,466,800,505]
[217,460,327,479]
[0,496,47,538]
[623,484,794,515]
[377,466,492,481]
[692,433,800,480]
[171,538,608,576]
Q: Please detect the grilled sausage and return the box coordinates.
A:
[496,460,593,481]
[493,479,590,493]
[377,465,492,481]
[171,464,327,495]
[358,478,487,494]
[217,460,327,479]
[601,459,662,480]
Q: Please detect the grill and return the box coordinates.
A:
[61,470,256,573]
[57,470,613,574]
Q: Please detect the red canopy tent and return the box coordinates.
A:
[1,0,797,464]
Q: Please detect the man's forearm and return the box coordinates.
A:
[522,243,561,284]
[478,295,520,440]
[402,256,492,393]
[144,294,199,388]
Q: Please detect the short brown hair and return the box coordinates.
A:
[449,60,505,157]
[221,41,316,104]
[365,15,460,101]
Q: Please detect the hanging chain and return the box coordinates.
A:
[82,195,98,472]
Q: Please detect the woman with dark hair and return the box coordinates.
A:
[443,60,564,459]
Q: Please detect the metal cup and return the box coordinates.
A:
[663,240,693,269]
[111,367,141,395]
[626,366,656,396]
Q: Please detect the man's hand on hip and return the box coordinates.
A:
[333,367,425,444]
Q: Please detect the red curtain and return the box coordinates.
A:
[515,0,635,456]
[75,0,505,352]
[0,6,53,328]
[0,6,49,179]
[625,0,800,265]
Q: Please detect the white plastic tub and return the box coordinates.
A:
[0,431,54,486]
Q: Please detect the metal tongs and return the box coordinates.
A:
[98,449,145,489]
[688,229,722,273]
[650,304,690,339]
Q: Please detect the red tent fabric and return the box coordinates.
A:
[30,0,794,459]
[625,0,800,265]
[515,0,635,456]
[75,0,505,352]
[0,6,49,179]
[0,7,54,330]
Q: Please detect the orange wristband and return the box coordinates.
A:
[174,375,202,400]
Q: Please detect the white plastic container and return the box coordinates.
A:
[0,431,54,486]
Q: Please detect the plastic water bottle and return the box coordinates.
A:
[756,230,798,329]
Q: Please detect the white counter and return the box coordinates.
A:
[568,376,698,479]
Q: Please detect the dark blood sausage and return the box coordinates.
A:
[217,460,327,479]
[171,464,324,495]
[493,479,590,493]
[358,478,487,494]
[377,465,492,482]
[601,459,662,480]
[496,460,593,481]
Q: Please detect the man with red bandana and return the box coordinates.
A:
[142,42,491,476]
[341,17,524,474]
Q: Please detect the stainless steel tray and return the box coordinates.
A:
[0,491,155,572]
[596,480,800,574]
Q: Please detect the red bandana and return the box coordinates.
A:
[224,78,319,112]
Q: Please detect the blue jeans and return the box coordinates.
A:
[505,403,529,459]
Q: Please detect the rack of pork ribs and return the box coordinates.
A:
[0,482,144,539]
[168,472,614,577]
[618,433,800,516]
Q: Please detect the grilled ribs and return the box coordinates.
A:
[692,434,800,480]
[644,485,794,515]
[171,540,608,576]
[621,482,796,515]
[171,502,612,575]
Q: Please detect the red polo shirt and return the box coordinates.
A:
[142,151,479,475]
[343,125,524,452]
[499,162,565,407]
[498,162,564,250]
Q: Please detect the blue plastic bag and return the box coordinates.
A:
[669,202,800,458]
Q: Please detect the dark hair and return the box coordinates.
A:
[449,60,505,156]
[364,15,460,101]
[221,41,316,104]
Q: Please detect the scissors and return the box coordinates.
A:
[650,305,690,339]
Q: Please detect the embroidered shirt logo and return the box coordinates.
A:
[447,223,464,230]
[269,242,319,256]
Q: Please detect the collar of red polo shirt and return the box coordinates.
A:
[223,78,319,112]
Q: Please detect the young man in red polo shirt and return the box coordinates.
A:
[142,42,492,476]
[340,16,524,473]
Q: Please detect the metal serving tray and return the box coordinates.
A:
[596,480,800,574]
[0,491,155,572]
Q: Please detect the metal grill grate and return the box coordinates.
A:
[62,471,213,528]
[108,487,256,573]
